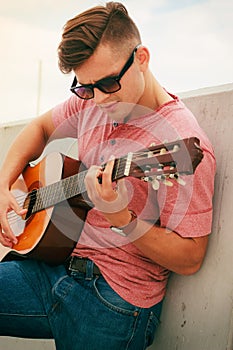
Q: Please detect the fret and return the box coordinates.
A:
[26,152,128,216]
[29,156,130,215]
[112,158,126,181]
[31,170,88,214]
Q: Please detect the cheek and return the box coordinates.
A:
[122,72,145,104]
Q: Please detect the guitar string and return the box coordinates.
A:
[6,167,122,225]
[9,161,128,202]
[7,161,161,225]
[6,153,157,225]
[9,151,148,208]
[5,144,188,228]
[7,159,167,215]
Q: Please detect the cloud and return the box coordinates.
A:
[0,0,100,30]
[0,15,64,121]
[0,0,232,123]
[130,0,233,91]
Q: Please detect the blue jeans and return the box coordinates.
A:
[0,259,162,350]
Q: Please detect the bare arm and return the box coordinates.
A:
[132,224,208,275]
[84,159,209,276]
[0,109,56,246]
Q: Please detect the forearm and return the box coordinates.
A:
[131,221,208,275]
[103,207,208,275]
[85,158,209,275]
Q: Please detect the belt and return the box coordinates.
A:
[65,256,101,277]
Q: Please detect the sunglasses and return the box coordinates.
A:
[70,44,141,100]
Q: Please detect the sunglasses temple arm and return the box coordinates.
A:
[71,76,78,88]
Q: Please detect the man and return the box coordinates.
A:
[0,2,215,349]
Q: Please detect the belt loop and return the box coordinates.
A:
[86,259,94,280]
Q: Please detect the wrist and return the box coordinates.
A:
[0,182,10,191]
[104,207,132,227]
[110,210,137,237]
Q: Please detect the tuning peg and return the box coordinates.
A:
[157,175,173,187]
[149,142,156,147]
[172,145,180,152]
[169,173,186,186]
[162,179,173,187]
[160,148,167,155]
[151,177,160,190]
[142,176,160,190]
[175,176,186,186]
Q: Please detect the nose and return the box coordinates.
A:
[93,88,111,104]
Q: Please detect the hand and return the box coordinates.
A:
[84,158,130,219]
[0,188,27,247]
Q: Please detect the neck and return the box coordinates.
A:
[138,70,174,111]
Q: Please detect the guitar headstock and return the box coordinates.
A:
[112,137,203,188]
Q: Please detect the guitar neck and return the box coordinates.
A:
[29,171,87,215]
[25,137,203,218]
[27,157,125,217]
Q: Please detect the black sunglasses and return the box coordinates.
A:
[70,44,141,100]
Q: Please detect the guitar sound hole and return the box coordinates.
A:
[24,189,37,220]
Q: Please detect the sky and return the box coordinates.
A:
[0,0,232,124]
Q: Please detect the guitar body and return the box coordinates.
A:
[2,153,90,265]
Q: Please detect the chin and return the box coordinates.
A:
[107,102,137,121]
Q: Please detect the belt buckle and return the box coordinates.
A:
[67,256,100,280]
[68,256,81,273]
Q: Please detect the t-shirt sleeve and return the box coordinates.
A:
[51,95,81,138]
[157,146,216,238]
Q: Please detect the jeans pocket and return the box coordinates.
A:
[144,310,160,348]
[93,276,139,316]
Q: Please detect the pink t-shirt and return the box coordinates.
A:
[52,94,216,307]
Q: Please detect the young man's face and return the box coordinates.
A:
[74,44,147,121]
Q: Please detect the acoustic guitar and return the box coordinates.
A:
[0,137,203,265]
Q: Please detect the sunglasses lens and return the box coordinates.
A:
[97,78,120,93]
[71,78,121,99]
[74,86,94,100]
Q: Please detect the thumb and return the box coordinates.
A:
[10,194,27,217]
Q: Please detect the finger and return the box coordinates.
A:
[100,158,115,196]
[9,194,27,217]
[116,178,127,192]
[84,166,102,202]
[0,214,18,244]
[0,231,14,248]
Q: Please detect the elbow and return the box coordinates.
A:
[177,236,209,275]
[179,263,202,276]
[177,257,205,276]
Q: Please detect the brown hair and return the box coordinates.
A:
[58,2,141,73]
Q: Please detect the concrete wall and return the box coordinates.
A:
[0,120,29,166]
[0,83,233,349]
[151,83,233,350]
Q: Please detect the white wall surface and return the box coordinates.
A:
[0,84,233,350]
[151,83,233,350]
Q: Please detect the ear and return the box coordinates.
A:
[136,46,150,72]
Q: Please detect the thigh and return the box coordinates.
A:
[0,260,53,338]
[92,277,162,350]
[50,273,139,350]
[50,273,162,350]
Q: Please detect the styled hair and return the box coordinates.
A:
[58,1,141,73]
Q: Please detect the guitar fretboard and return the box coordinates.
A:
[30,171,87,214]
[28,157,126,216]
